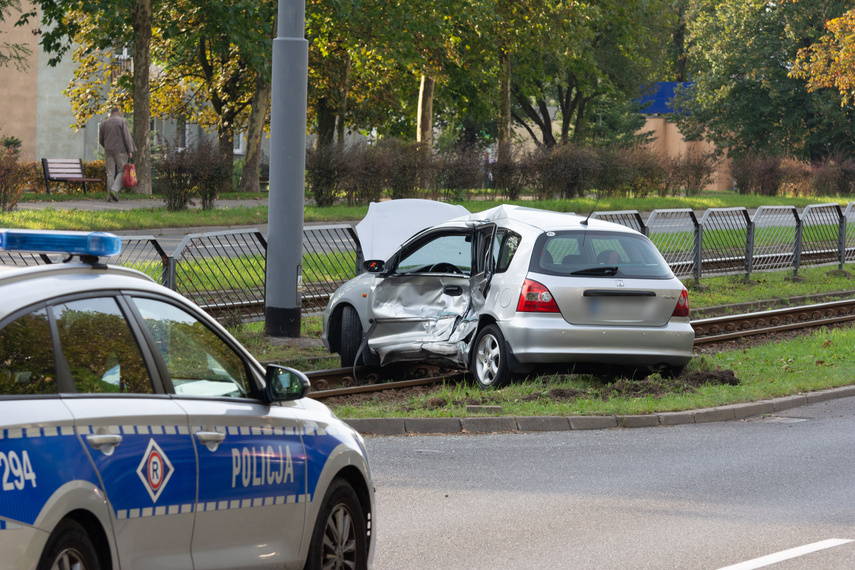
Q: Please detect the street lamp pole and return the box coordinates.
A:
[265,0,308,337]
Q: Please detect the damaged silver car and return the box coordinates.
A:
[322,201,695,388]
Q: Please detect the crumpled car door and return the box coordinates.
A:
[366,224,496,367]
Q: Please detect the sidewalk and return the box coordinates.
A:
[15,195,269,212]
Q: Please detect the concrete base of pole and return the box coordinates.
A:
[265,306,302,337]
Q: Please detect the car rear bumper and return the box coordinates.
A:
[499,314,695,367]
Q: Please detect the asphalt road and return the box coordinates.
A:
[365,397,855,569]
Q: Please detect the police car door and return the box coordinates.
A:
[49,295,198,570]
[128,296,307,570]
[366,227,475,366]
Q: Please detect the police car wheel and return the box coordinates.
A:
[306,479,367,570]
[471,324,512,389]
[38,519,100,570]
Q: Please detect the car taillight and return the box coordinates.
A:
[672,288,690,317]
[517,279,560,313]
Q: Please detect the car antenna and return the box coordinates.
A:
[580,193,600,226]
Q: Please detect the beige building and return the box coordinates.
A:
[0,3,102,163]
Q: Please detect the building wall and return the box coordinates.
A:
[0,5,38,162]
[641,116,732,192]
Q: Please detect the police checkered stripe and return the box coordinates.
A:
[75,425,191,436]
[115,494,312,520]
[0,520,23,530]
[0,424,326,439]
[196,425,327,437]
[0,425,76,439]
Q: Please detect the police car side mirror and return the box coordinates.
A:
[265,365,310,402]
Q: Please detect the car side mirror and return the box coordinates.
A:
[265,365,310,402]
[364,259,385,273]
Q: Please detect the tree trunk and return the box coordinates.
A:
[336,54,350,146]
[239,19,276,193]
[315,97,336,149]
[218,127,234,193]
[132,0,152,195]
[417,74,435,148]
[497,50,512,157]
[239,74,271,193]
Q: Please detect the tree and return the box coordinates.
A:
[22,0,157,194]
[509,0,674,148]
[675,0,855,160]
[791,9,855,105]
[0,0,32,70]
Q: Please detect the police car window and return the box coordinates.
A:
[0,309,57,395]
[51,298,153,394]
[131,298,250,398]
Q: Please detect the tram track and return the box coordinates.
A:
[305,297,855,400]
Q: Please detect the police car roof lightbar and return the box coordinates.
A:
[0,229,122,257]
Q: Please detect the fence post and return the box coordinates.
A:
[793,213,803,279]
[164,257,177,290]
[694,223,703,283]
[838,212,847,271]
[745,218,755,280]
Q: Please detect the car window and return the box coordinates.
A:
[396,233,472,275]
[494,230,521,273]
[52,298,153,394]
[534,231,672,279]
[0,309,57,395]
[131,297,251,398]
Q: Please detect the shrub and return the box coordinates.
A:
[778,157,812,197]
[811,155,855,196]
[436,147,484,201]
[339,143,388,206]
[154,139,197,211]
[527,145,601,200]
[193,137,231,210]
[379,139,434,200]
[730,154,781,195]
[0,148,24,212]
[673,146,718,196]
[491,146,528,200]
[306,144,343,207]
[594,147,633,197]
[625,144,668,198]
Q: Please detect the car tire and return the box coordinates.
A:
[340,305,363,368]
[471,324,512,389]
[37,519,100,570]
[305,478,368,570]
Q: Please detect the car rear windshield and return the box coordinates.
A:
[531,230,673,279]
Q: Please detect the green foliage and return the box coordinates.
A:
[0,147,24,212]
[676,0,855,160]
[154,136,230,211]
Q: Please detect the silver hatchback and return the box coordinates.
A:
[322,202,694,388]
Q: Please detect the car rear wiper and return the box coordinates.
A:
[570,266,619,276]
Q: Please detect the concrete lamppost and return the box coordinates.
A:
[265,0,308,337]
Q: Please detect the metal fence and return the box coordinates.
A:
[596,202,854,281]
[2,206,852,323]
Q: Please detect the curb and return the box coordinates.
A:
[343,385,855,436]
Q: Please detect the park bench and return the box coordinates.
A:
[41,158,101,195]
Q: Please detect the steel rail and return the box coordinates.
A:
[304,298,855,399]
[692,298,855,344]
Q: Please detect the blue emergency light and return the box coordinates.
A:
[0,229,122,257]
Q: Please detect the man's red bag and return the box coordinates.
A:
[123,163,138,188]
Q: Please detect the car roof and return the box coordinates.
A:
[458,204,641,235]
[0,262,163,321]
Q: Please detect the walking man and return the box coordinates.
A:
[99,107,136,202]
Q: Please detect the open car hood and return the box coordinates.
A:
[355,199,470,261]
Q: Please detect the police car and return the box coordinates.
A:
[0,230,374,570]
